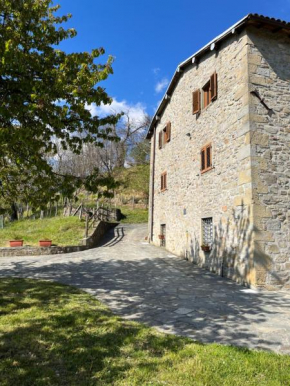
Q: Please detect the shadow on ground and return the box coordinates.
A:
[1,236,290,356]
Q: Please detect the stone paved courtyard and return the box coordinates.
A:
[0,224,289,354]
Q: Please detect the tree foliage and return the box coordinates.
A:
[0,0,120,208]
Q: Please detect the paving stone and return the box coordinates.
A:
[0,224,289,354]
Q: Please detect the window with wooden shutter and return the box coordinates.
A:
[158,131,162,149]
[161,171,167,191]
[192,89,201,114]
[201,143,212,173]
[210,72,217,101]
[202,81,211,109]
[166,121,171,142]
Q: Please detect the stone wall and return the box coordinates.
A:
[0,221,118,258]
[149,30,256,287]
[247,27,290,290]
[149,26,290,290]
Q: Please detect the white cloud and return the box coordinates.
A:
[86,98,147,125]
[155,78,169,93]
[152,67,160,75]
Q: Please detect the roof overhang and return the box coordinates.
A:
[146,13,290,139]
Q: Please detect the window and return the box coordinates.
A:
[192,72,217,114]
[161,172,167,191]
[158,122,171,149]
[201,143,212,173]
[202,217,213,246]
[202,81,211,108]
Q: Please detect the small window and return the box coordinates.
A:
[202,217,213,246]
[201,72,218,110]
[161,172,167,191]
[202,81,211,109]
[201,143,212,173]
[159,122,171,149]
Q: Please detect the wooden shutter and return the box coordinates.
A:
[210,72,217,101]
[166,122,171,142]
[158,131,162,149]
[201,149,206,171]
[206,144,212,168]
[192,89,201,114]
[161,172,167,191]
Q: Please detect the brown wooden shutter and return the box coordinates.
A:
[192,89,201,114]
[166,122,171,142]
[210,72,217,101]
[158,131,162,149]
[201,148,205,171]
[206,145,212,168]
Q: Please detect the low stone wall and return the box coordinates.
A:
[0,221,118,257]
[84,221,118,248]
[0,245,87,257]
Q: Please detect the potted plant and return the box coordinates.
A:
[9,234,24,247]
[158,234,165,240]
[39,238,52,247]
[201,244,211,252]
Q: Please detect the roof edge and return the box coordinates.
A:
[146,13,290,139]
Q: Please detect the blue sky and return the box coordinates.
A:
[55,0,290,120]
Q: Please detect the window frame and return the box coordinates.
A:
[202,80,211,109]
[201,217,213,246]
[161,171,167,192]
[200,143,212,174]
[158,122,171,149]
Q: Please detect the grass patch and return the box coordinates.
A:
[0,278,289,386]
[0,216,85,247]
[119,206,148,223]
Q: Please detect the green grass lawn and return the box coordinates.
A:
[0,278,289,386]
[119,206,148,224]
[0,216,85,247]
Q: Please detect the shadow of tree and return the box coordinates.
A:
[1,278,289,385]
[187,203,280,288]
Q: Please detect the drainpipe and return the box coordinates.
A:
[150,125,156,241]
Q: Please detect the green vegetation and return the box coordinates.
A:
[0,217,84,247]
[0,278,289,386]
[115,164,150,200]
[1,0,119,209]
[119,206,148,223]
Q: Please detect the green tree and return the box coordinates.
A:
[0,0,120,210]
[129,139,150,165]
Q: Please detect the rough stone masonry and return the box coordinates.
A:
[147,15,290,290]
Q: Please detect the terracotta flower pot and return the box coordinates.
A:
[201,245,211,252]
[39,240,52,247]
[158,235,165,240]
[10,240,23,247]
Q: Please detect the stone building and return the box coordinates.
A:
[146,14,290,290]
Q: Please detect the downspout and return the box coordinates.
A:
[150,125,156,241]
